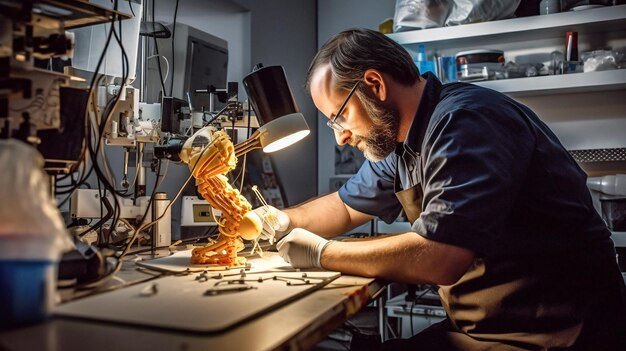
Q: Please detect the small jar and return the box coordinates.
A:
[539,0,561,15]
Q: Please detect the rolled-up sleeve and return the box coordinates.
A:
[338,157,402,224]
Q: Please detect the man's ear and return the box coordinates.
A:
[363,69,387,102]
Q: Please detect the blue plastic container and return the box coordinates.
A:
[415,44,437,76]
[0,260,56,328]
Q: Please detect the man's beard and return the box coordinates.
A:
[348,93,399,162]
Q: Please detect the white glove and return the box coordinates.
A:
[253,206,290,244]
[276,228,333,269]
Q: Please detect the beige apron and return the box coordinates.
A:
[391,168,610,350]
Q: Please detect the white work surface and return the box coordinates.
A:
[0,252,386,351]
[134,249,291,273]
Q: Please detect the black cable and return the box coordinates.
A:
[205,102,235,126]
[76,11,117,240]
[56,161,93,194]
[77,196,114,238]
[87,13,129,236]
[78,4,130,238]
[118,135,216,259]
[127,0,135,17]
[409,287,432,337]
[117,158,162,257]
[103,14,130,229]
[56,0,127,221]
[152,0,167,96]
[238,101,254,191]
[409,297,416,337]
[169,0,180,95]
[56,4,118,203]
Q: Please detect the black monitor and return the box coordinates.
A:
[151,23,228,111]
[185,35,228,112]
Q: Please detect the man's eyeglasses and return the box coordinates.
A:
[327,80,360,133]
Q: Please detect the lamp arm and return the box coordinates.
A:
[234,129,264,157]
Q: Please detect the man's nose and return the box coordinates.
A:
[334,129,352,146]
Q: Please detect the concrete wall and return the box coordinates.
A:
[235,0,319,207]
[316,0,396,195]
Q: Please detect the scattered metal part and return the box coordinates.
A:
[139,282,159,297]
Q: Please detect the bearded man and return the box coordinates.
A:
[257,28,626,350]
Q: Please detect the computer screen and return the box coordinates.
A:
[185,36,229,112]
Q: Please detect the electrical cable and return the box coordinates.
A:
[127,0,135,17]
[236,102,254,192]
[89,13,130,236]
[117,138,214,259]
[71,160,152,290]
[169,0,180,95]
[56,0,118,205]
[409,287,433,337]
[62,8,117,197]
[151,0,167,96]
[77,5,131,238]
[146,55,169,83]
[77,196,114,238]
[117,156,164,257]
[205,102,235,126]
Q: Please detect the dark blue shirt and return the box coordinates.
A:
[339,73,610,257]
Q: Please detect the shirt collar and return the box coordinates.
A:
[395,72,443,157]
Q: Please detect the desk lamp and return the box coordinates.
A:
[234,112,309,156]
[237,64,310,154]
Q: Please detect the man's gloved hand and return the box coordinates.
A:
[252,206,290,244]
[276,228,333,269]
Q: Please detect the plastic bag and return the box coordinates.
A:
[445,0,521,26]
[581,50,623,72]
[0,140,74,261]
[393,0,451,32]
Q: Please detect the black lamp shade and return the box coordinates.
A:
[242,65,298,125]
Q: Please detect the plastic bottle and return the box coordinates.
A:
[564,31,580,73]
[539,0,560,15]
[587,174,626,196]
[415,44,436,76]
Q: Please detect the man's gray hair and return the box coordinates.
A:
[306,28,420,93]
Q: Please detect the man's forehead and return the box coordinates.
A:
[310,63,334,95]
[310,64,339,117]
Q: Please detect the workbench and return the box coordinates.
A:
[0,251,386,351]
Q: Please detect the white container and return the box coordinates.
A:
[587,174,626,196]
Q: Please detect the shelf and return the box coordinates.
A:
[387,5,626,47]
[470,69,626,96]
[0,0,132,29]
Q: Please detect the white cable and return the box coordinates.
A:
[147,55,170,88]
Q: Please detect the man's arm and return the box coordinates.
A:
[320,233,475,285]
[284,192,373,239]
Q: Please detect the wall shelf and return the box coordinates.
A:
[0,0,132,29]
[388,6,626,97]
[387,5,626,49]
[472,69,626,96]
